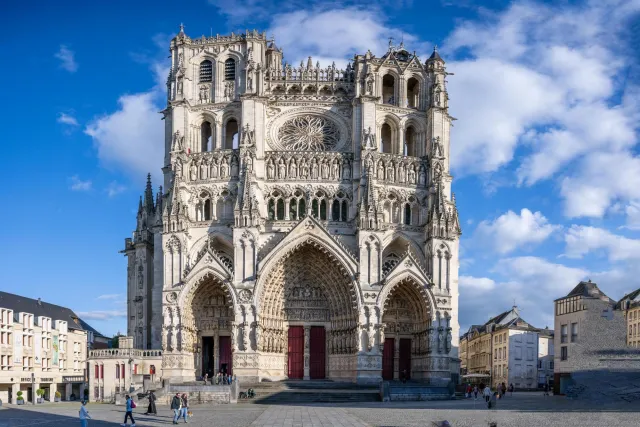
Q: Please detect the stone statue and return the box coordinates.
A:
[366,75,373,95]
[278,159,286,179]
[362,127,376,150]
[342,161,351,180]
[311,159,319,179]
[220,160,228,177]
[408,166,416,184]
[331,159,338,179]
[267,159,275,179]
[210,161,218,178]
[437,327,444,353]
[289,160,297,178]
[419,166,426,186]
[231,157,239,177]
[321,159,329,179]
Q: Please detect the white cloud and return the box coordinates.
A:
[459,256,589,331]
[564,225,640,261]
[85,82,165,182]
[69,175,92,191]
[77,310,126,321]
[268,7,428,68]
[474,208,560,254]
[57,112,79,127]
[444,0,639,206]
[54,45,78,73]
[96,294,123,300]
[459,275,496,291]
[106,182,126,197]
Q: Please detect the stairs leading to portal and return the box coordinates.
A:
[238,380,381,404]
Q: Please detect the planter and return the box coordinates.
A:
[54,397,60,402]
[17,399,24,405]
[37,398,44,404]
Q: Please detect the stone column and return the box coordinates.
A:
[213,330,219,374]
[304,326,310,380]
[394,336,400,380]
[79,383,86,401]
[65,383,72,401]
[11,383,20,404]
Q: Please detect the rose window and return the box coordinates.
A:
[277,115,340,151]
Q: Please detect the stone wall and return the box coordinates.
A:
[163,383,238,404]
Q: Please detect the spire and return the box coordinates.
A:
[428,45,443,62]
[307,56,313,69]
[179,23,185,34]
[144,173,154,213]
[137,196,143,215]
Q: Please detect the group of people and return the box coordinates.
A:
[77,390,175,426]
[465,382,515,407]
[170,393,190,424]
[203,371,236,385]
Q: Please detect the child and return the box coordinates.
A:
[79,400,91,427]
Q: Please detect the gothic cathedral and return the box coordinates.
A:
[124,27,461,385]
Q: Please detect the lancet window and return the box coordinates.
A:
[224,119,239,149]
[381,123,393,153]
[288,189,306,220]
[382,74,396,105]
[407,77,419,109]
[403,196,420,226]
[199,60,213,82]
[224,58,236,81]
[201,121,213,152]
[215,190,234,220]
[383,193,400,223]
[310,190,328,220]
[331,191,349,222]
[405,126,416,157]
[267,190,285,220]
[195,191,212,221]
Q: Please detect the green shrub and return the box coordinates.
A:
[17,391,23,399]
[36,389,45,397]
[55,391,61,398]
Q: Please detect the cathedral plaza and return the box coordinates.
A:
[1,394,638,427]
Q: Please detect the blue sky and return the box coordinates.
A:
[1,0,639,337]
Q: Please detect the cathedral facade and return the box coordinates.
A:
[124,26,461,384]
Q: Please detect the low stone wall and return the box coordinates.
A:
[162,383,238,404]
[381,381,454,401]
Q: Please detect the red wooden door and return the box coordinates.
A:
[219,336,232,376]
[382,338,395,380]
[399,338,411,380]
[288,326,304,379]
[310,326,326,379]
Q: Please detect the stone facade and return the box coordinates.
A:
[123,27,461,385]
[0,295,88,404]
[87,336,162,403]
[460,307,549,389]
[554,281,640,395]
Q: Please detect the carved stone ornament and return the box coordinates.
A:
[166,292,178,303]
[278,115,340,151]
[238,289,252,303]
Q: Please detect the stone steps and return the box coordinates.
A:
[237,380,381,404]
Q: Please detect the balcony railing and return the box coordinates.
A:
[89,349,162,359]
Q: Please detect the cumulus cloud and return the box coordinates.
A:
[54,45,78,72]
[459,257,589,332]
[268,7,427,68]
[444,0,639,221]
[57,112,79,127]
[69,175,92,191]
[77,310,127,321]
[564,225,640,261]
[474,208,560,254]
[84,58,167,182]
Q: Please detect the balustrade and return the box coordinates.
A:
[88,349,163,359]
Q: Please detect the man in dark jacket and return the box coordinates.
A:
[171,393,182,425]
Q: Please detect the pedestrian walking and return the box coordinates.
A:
[483,385,492,404]
[79,400,91,427]
[203,373,208,385]
[473,385,479,400]
[180,393,189,423]
[543,383,549,396]
[121,395,135,427]
[509,383,514,396]
[501,382,507,398]
[171,393,182,425]
[144,391,157,415]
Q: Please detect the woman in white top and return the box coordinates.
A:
[483,385,492,403]
[79,400,91,427]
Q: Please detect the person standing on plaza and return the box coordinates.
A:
[171,393,182,425]
[203,373,208,385]
[483,384,492,403]
[509,383,514,396]
[543,383,549,396]
[180,393,189,423]
[501,382,507,398]
[122,395,135,427]
[473,385,479,400]
[145,391,157,415]
[79,400,91,427]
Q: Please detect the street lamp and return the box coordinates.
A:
[128,358,133,393]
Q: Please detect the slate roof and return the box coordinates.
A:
[0,291,102,335]
[558,280,615,304]
[615,288,640,310]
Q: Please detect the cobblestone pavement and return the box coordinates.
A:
[0,393,638,427]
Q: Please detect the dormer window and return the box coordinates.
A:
[200,60,212,82]
[225,58,236,81]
